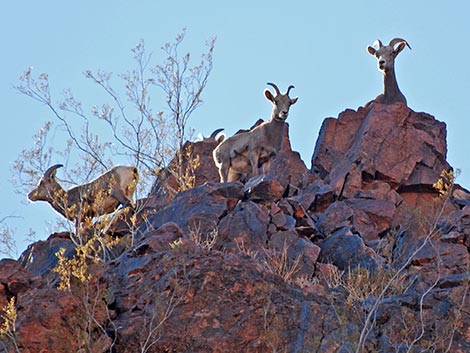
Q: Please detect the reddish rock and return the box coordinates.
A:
[355,180,403,205]
[394,228,470,280]
[0,259,40,297]
[16,286,111,353]
[312,103,451,199]
[316,201,354,237]
[269,203,296,231]
[103,237,332,353]
[134,222,184,254]
[266,123,311,192]
[266,230,320,278]
[346,198,396,241]
[281,198,317,238]
[244,175,284,203]
[217,201,270,253]
[311,107,370,179]
[150,130,223,196]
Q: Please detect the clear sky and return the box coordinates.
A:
[1,1,469,256]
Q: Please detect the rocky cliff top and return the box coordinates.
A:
[2,103,470,352]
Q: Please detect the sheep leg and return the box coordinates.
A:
[111,189,135,209]
[227,169,241,182]
[219,160,230,183]
[249,150,260,177]
[261,158,272,175]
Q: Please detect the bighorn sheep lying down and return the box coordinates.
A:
[213,82,298,182]
[28,164,138,222]
[367,38,411,105]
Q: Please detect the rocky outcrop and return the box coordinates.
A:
[312,103,450,198]
[18,232,75,276]
[2,103,470,352]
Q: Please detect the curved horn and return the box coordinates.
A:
[389,38,411,50]
[373,39,383,49]
[286,85,295,96]
[266,82,281,95]
[44,164,63,179]
[209,128,224,139]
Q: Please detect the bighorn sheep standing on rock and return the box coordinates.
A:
[213,82,298,182]
[28,164,138,222]
[367,38,411,105]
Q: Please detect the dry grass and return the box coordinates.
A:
[340,266,411,305]
[188,222,218,251]
[262,242,302,284]
[0,297,19,353]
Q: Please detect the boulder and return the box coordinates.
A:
[139,181,244,239]
[18,232,75,276]
[244,175,284,203]
[217,201,270,253]
[311,103,451,198]
[317,227,385,271]
[266,123,311,193]
[0,259,40,299]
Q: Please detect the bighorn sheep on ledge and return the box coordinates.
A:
[367,38,411,105]
[28,164,138,222]
[213,82,298,182]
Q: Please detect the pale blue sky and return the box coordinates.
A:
[1,1,469,255]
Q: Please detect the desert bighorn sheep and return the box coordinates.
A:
[28,164,138,222]
[213,82,298,182]
[367,38,411,105]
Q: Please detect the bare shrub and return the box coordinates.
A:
[235,240,259,260]
[340,266,411,305]
[12,30,214,217]
[262,242,302,284]
[0,297,19,353]
[188,221,218,251]
[318,264,344,289]
[0,216,20,259]
[139,285,180,353]
[9,30,215,258]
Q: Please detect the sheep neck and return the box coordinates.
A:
[382,67,404,104]
[267,115,286,151]
[48,188,74,220]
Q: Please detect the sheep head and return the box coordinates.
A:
[28,164,64,202]
[265,82,299,121]
[367,38,411,72]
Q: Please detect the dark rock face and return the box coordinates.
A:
[317,227,385,270]
[140,181,244,238]
[18,232,75,276]
[4,103,470,352]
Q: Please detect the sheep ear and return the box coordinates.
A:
[216,135,225,144]
[394,42,406,56]
[290,97,299,105]
[265,89,275,102]
[367,46,376,55]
